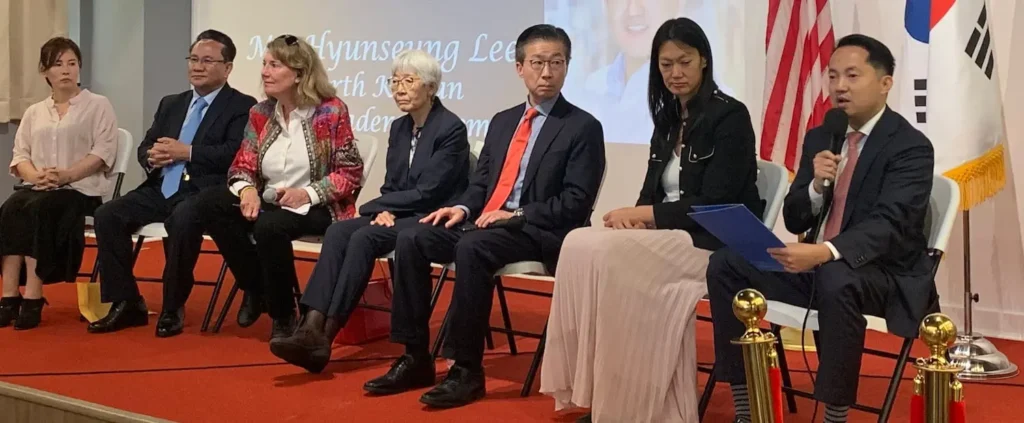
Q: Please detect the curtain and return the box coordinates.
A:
[0,0,68,123]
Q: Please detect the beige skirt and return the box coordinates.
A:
[539,227,711,423]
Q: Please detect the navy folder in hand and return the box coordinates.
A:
[688,204,787,272]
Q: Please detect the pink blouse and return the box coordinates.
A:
[10,89,119,197]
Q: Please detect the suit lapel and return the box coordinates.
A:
[192,85,232,145]
[169,92,191,138]
[842,107,898,228]
[521,97,567,192]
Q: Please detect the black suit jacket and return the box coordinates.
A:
[137,84,257,190]
[455,95,606,264]
[636,88,763,251]
[359,99,470,217]
[784,107,935,338]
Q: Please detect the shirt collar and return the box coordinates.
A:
[274,101,314,124]
[191,85,224,108]
[527,94,559,117]
[45,89,89,108]
[847,106,885,137]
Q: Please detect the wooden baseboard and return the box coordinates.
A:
[0,381,171,423]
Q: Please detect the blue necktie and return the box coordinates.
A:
[162,97,208,198]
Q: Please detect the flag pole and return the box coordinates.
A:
[950,210,1019,380]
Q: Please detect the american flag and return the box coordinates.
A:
[760,0,835,173]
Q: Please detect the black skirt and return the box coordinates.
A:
[0,189,101,283]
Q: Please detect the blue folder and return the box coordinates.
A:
[688,204,787,272]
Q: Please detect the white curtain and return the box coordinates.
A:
[0,0,68,123]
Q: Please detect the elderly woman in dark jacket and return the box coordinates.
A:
[270,49,470,373]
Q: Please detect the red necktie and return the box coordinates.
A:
[823,131,864,240]
[483,107,539,213]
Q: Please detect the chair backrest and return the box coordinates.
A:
[470,140,484,173]
[756,159,789,228]
[927,175,960,253]
[110,128,134,199]
[353,134,379,183]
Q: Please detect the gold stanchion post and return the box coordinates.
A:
[911,313,968,423]
[732,289,783,423]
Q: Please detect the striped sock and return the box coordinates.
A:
[824,404,850,423]
[730,383,751,422]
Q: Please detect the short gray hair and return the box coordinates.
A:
[391,49,442,88]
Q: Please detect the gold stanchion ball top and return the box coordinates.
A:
[733,289,767,328]
[919,313,957,348]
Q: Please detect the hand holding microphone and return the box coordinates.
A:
[813,108,850,194]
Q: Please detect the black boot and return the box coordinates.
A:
[269,310,332,373]
[0,296,22,328]
[14,297,47,330]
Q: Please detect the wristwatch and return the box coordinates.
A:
[512,208,525,219]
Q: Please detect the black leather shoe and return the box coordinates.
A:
[270,313,297,341]
[14,298,47,330]
[0,296,22,328]
[155,308,185,338]
[419,364,486,408]
[364,354,436,395]
[237,292,264,328]
[88,297,148,333]
[269,325,331,373]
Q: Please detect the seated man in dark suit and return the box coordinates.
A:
[363,24,606,408]
[706,34,935,423]
[90,29,257,336]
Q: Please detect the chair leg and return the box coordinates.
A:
[89,256,101,282]
[201,261,229,332]
[213,281,240,333]
[293,279,306,315]
[494,278,517,355]
[520,323,548,397]
[429,266,450,311]
[771,325,799,413]
[130,235,146,266]
[698,364,717,422]
[431,304,453,360]
[878,338,914,423]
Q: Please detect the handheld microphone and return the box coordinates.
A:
[262,187,279,205]
[820,108,849,188]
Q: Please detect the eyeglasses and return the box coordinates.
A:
[527,59,567,72]
[389,76,422,90]
[185,56,228,67]
[276,34,299,46]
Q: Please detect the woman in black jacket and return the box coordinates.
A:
[270,49,470,373]
[539,18,763,422]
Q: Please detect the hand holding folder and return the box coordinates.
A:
[688,204,788,272]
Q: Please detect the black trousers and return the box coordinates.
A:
[300,215,421,324]
[94,184,204,309]
[390,223,543,366]
[196,185,332,320]
[706,247,894,406]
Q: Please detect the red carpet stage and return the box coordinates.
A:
[1,242,1022,422]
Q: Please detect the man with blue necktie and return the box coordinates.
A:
[90,30,256,336]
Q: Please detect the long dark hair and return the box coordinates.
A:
[647,18,717,136]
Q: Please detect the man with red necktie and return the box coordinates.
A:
[364,24,606,409]
[706,34,935,423]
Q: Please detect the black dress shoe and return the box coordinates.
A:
[419,364,486,408]
[364,354,436,395]
[88,297,148,334]
[237,292,264,328]
[14,298,47,330]
[0,296,22,328]
[270,313,297,341]
[269,324,331,373]
[156,309,185,338]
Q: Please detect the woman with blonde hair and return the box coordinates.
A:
[0,37,118,330]
[194,34,363,340]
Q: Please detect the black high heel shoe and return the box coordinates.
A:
[14,297,47,330]
[0,296,22,328]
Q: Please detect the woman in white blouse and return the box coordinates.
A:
[0,37,118,330]
[193,35,363,341]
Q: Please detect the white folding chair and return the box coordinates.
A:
[701,175,960,423]
[81,128,136,280]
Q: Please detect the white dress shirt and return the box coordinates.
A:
[661,150,682,203]
[809,107,885,259]
[231,103,320,214]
